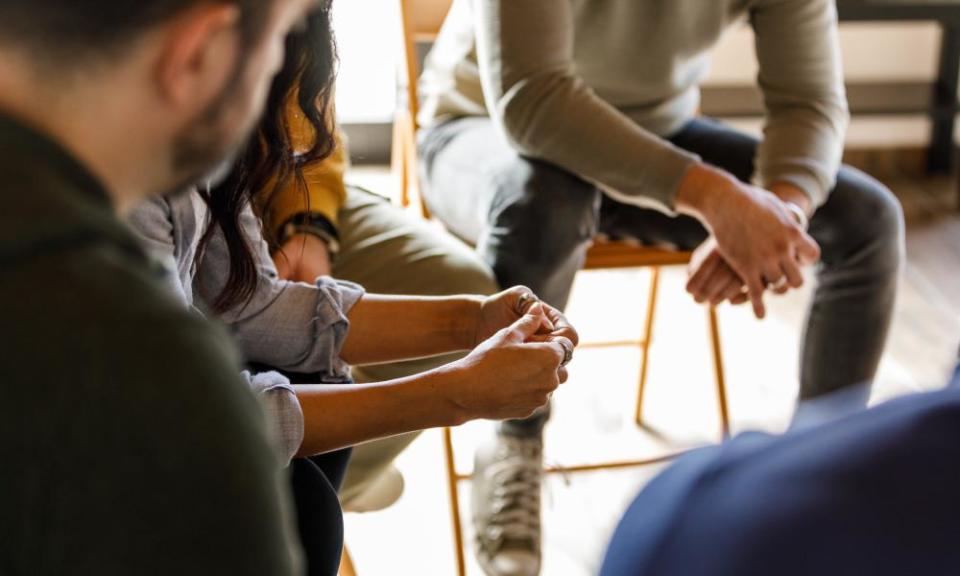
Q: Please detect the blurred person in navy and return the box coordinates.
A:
[0,0,320,574]
[602,364,960,576]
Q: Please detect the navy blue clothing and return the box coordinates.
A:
[602,365,960,576]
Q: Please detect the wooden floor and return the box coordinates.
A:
[343,167,960,576]
[887,174,960,387]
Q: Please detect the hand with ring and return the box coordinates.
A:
[687,236,807,317]
[475,286,580,364]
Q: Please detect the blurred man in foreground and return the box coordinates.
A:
[0,1,318,574]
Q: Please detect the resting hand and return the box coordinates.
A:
[274,233,333,283]
[450,304,574,421]
[687,237,747,306]
[676,164,820,319]
[686,236,794,307]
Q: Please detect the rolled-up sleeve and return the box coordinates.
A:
[240,370,304,465]
[195,204,365,382]
[228,275,365,381]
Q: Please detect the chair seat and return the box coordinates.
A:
[584,240,693,270]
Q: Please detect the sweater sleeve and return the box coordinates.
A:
[471,0,699,213]
[750,0,849,206]
[256,91,349,243]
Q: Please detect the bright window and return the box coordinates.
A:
[333,0,400,123]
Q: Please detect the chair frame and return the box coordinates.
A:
[393,1,730,573]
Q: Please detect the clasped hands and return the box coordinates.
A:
[681,165,821,319]
[449,287,579,422]
[474,286,578,375]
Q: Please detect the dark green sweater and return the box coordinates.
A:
[0,113,302,575]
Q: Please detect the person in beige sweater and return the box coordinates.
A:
[417,1,904,574]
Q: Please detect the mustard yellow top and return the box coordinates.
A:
[254,91,348,244]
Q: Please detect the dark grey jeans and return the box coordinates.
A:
[419,117,904,437]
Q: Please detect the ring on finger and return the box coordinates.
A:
[558,339,574,367]
[517,292,540,315]
[765,276,788,291]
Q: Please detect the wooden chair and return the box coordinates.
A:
[339,548,356,576]
[393,1,730,573]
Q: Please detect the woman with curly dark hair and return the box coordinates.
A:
[129,4,577,574]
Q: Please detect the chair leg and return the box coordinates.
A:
[340,546,357,576]
[635,266,662,427]
[404,119,431,220]
[443,428,467,576]
[391,113,409,207]
[707,305,731,439]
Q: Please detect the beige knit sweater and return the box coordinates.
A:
[419,0,849,213]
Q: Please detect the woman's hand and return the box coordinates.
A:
[449,304,575,422]
[474,286,580,349]
[273,233,333,283]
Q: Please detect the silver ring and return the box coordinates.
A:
[517,292,540,315]
[558,340,574,367]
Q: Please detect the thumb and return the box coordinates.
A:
[503,303,548,343]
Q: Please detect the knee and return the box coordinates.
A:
[824,167,904,275]
[390,243,500,297]
[437,252,501,296]
[490,158,600,248]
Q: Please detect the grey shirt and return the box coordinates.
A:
[128,192,364,463]
[419,0,849,211]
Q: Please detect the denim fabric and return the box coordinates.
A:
[420,117,904,437]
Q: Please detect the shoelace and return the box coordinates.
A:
[480,439,543,555]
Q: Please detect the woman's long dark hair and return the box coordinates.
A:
[197,1,338,314]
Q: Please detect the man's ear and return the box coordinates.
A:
[153,4,242,111]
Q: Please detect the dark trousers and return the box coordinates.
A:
[255,366,352,576]
[289,449,351,576]
[420,116,905,437]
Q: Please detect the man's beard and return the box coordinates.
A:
[163,106,251,198]
[164,135,244,199]
[163,58,257,198]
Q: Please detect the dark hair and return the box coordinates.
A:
[0,0,271,61]
[197,2,338,314]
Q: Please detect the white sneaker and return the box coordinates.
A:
[471,434,543,576]
[341,465,404,513]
